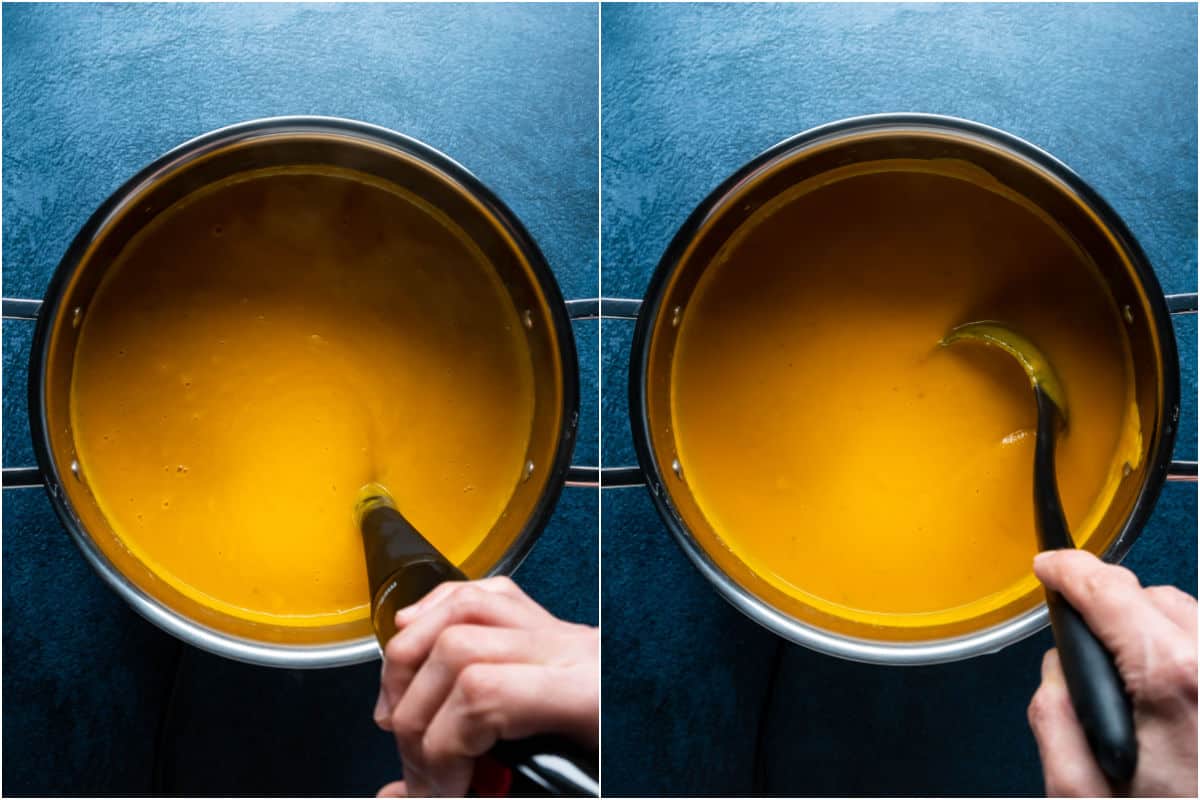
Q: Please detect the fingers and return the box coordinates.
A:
[373,578,598,797]
[1034,551,1180,677]
[1144,585,1199,637]
[389,626,540,782]
[1027,649,1111,797]
[395,576,539,627]
[378,583,551,731]
[386,581,550,679]
[376,780,406,797]
[374,663,393,729]
[422,663,580,796]
[394,749,432,798]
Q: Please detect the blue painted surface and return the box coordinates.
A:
[2,4,597,795]
[601,4,1197,796]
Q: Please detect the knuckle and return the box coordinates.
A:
[419,732,452,766]
[1108,563,1140,587]
[451,587,488,615]
[1168,644,1198,687]
[433,625,478,666]
[1146,584,1189,604]
[390,708,424,745]
[457,664,500,711]
[1078,571,1106,602]
[1147,647,1198,699]
[1086,563,1137,594]
[476,707,509,743]
[384,634,417,668]
[1026,690,1049,728]
[1146,585,1199,620]
[1026,686,1067,730]
[485,575,519,595]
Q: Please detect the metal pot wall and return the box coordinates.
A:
[621,113,1197,665]
[3,116,604,668]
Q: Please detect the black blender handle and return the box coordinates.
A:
[362,503,599,797]
[488,737,599,797]
[1033,388,1137,783]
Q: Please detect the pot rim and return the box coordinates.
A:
[28,115,580,668]
[628,112,1181,665]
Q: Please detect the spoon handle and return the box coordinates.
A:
[1045,589,1138,782]
[1033,386,1137,783]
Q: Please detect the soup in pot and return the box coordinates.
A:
[670,159,1140,636]
[71,167,535,631]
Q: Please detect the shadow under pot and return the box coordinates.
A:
[627,113,1197,665]
[4,116,600,670]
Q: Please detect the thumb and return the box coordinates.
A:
[376,780,407,797]
[1033,550,1178,680]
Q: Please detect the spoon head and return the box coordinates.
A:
[940,321,1068,422]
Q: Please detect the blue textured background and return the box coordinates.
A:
[601,4,1197,796]
[2,4,597,795]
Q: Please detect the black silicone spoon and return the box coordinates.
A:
[942,322,1137,784]
[355,483,599,797]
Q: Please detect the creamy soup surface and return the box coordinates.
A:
[671,161,1139,631]
[72,168,534,628]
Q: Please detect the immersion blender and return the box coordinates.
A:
[356,483,599,797]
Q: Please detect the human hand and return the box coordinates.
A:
[373,576,599,797]
[1028,550,1197,797]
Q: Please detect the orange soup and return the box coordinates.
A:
[71,167,534,630]
[670,160,1139,634]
